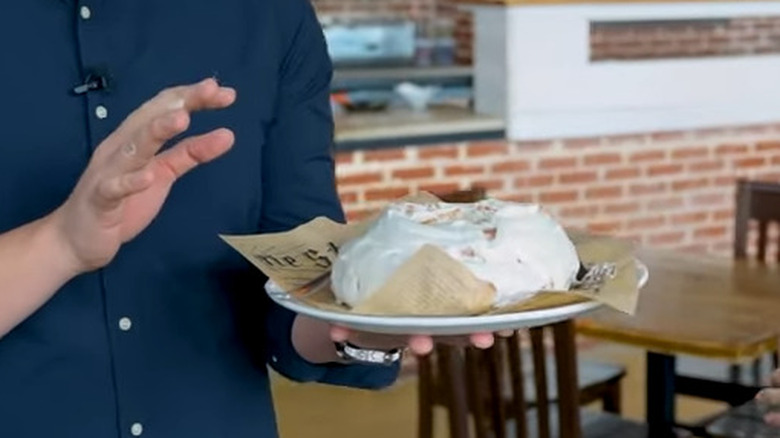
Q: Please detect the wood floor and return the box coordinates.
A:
[271,341,729,438]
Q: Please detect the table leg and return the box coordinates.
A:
[647,352,677,438]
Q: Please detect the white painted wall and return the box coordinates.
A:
[470,2,780,140]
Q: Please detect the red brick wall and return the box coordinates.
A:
[436,1,473,66]
[591,17,780,61]
[336,124,780,258]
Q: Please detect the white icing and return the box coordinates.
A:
[330,200,581,308]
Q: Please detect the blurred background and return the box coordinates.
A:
[273,1,780,437]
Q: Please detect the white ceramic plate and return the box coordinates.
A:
[265,259,649,335]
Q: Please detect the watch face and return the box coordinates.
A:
[336,342,403,366]
[353,349,389,364]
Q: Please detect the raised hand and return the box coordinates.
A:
[52,78,236,274]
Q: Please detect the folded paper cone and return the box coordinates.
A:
[354,244,496,315]
[221,193,640,316]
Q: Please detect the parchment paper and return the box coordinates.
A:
[221,194,639,316]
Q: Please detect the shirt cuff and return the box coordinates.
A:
[265,304,400,389]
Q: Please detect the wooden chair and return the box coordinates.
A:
[702,180,780,438]
[417,321,646,438]
[434,189,627,403]
[733,179,780,383]
[436,186,489,203]
[675,179,780,411]
[417,187,630,438]
[734,178,780,265]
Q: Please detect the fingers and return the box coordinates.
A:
[497,330,515,338]
[93,168,155,207]
[470,332,495,349]
[331,325,411,351]
[329,326,350,343]
[407,335,434,356]
[329,326,502,359]
[407,333,493,355]
[758,383,780,427]
[114,78,235,142]
[145,79,235,124]
[159,78,236,113]
[96,78,235,173]
[153,128,234,180]
[110,109,191,172]
[766,412,780,428]
[757,388,780,406]
[418,333,496,349]
[89,78,235,206]
[134,109,191,162]
[771,368,780,387]
[330,326,433,356]
[92,127,232,208]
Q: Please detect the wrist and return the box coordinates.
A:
[292,316,405,366]
[292,315,343,364]
[39,210,86,279]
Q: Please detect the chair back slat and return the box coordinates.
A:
[465,349,490,438]
[530,328,551,438]
[776,229,780,263]
[486,345,508,437]
[553,321,583,438]
[734,180,752,259]
[438,345,470,438]
[758,221,769,263]
[417,354,435,438]
[734,179,780,262]
[506,332,529,438]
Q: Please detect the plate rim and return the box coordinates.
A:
[265,258,648,332]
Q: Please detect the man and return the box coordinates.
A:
[0,1,496,437]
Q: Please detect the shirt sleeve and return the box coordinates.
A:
[258,0,399,390]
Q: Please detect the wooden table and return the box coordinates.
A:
[576,247,780,437]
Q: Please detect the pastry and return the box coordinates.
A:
[330,199,580,309]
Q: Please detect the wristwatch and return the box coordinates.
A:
[334,341,404,366]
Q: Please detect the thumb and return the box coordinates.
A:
[329,325,350,343]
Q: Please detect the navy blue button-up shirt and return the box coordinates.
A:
[0,1,398,437]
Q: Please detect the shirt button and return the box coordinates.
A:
[95,105,108,119]
[79,6,92,20]
[130,423,143,436]
[118,317,132,331]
